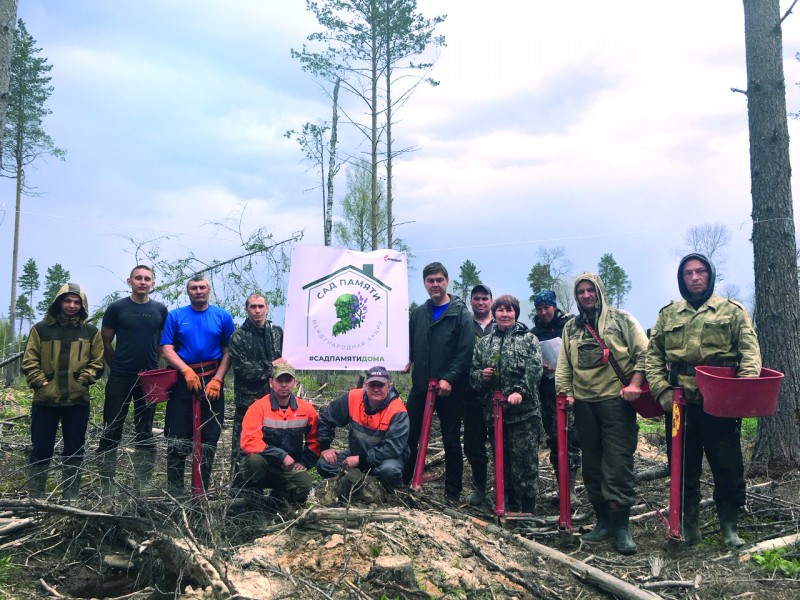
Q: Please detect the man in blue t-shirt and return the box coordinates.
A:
[97,265,168,493]
[161,275,234,494]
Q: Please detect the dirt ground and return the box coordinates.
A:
[1,384,799,599]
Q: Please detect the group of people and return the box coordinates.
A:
[20,254,761,555]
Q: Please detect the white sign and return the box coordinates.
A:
[283,245,409,370]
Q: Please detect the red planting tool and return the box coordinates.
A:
[410,379,439,491]
[493,391,533,519]
[191,393,203,499]
[666,387,687,543]
[556,394,573,534]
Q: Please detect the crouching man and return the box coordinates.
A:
[317,366,409,493]
[238,363,320,505]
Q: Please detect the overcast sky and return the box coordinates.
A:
[2,0,800,331]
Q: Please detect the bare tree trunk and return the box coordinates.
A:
[743,0,800,474]
[385,1,393,250]
[0,0,18,386]
[370,3,380,251]
[325,77,340,247]
[5,165,22,386]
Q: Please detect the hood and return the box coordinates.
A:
[677,253,716,305]
[573,272,608,321]
[47,282,89,323]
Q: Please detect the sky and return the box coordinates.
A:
[2,0,800,332]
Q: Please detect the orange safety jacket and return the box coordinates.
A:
[318,387,410,468]
[240,391,320,468]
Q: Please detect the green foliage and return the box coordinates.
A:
[2,19,66,176]
[527,246,572,319]
[597,253,631,308]
[15,294,32,337]
[753,547,800,578]
[741,417,758,440]
[0,554,16,585]
[17,258,40,320]
[452,260,481,303]
[370,542,383,557]
[37,263,70,316]
[334,159,387,251]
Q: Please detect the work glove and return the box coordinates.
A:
[658,389,673,413]
[205,378,222,401]
[181,368,201,393]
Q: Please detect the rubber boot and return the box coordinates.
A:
[337,467,365,501]
[132,446,156,495]
[167,454,186,495]
[582,502,612,543]
[61,458,83,503]
[610,506,637,555]
[468,465,487,506]
[28,462,50,500]
[717,502,745,548]
[98,449,117,497]
[682,502,701,546]
[200,447,216,494]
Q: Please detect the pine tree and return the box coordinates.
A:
[3,20,65,383]
[37,263,70,316]
[452,260,482,302]
[597,253,631,308]
[17,257,39,319]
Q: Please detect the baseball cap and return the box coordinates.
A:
[365,366,390,384]
[471,284,492,297]
[272,363,296,379]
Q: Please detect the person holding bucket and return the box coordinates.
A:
[555,273,648,555]
[96,265,168,494]
[161,275,235,495]
[645,253,761,548]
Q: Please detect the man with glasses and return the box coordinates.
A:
[646,253,761,548]
[317,366,409,492]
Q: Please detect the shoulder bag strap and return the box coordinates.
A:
[583,321,630,386]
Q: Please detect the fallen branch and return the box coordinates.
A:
[38,578,63,598]
[307,507,403,524]
[0,517,34,536]
[739,532,800,560]
[462,537,560,600]
[453,510,661,600]
[0,499,151,527]
[635,464,669,483]
[642,579,700,591]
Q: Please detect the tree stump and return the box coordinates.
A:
[367,555,417,589]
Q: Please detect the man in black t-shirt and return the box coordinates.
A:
[96,265,168,493]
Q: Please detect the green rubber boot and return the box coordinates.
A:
[582,502,612,543]
[610,506,637,555]
[28,463,50,500]
[98,450,117,497]
[717,502,745,548]
[61,458,83,503]
[682,502,701,546]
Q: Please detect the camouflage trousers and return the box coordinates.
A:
[489,415,540,505]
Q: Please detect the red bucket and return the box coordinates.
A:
[629,382,664,418]
[695,366,783,418]
[139,368,178,405]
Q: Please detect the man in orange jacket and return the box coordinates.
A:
[317,366,409,492]
[238,362,319,504]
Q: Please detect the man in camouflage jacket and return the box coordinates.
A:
[229,294,284,485]
[646,253,761,548]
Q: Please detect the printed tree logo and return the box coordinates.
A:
[332,292,368,336]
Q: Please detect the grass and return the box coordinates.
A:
[753,547,800,578]
[0,554,16,586]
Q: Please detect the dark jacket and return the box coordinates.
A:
[532,309,573,395]
[318,387,410,468]
[22,283,104,406]
[229,318,283,405]
[239,391,320,468]
[409,295,474,393]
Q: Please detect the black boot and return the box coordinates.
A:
[167,454,186,495]
[468,464,487,506]
[200,447,216,493]
[682,502,701,545]
[61,457,83,503]
[610,505,637,555]
[582,502,611,543]
[717,502,745,548]
[520,495,536,515]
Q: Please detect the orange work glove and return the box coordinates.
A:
[205,378,222,400]
[181,368,201,393]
